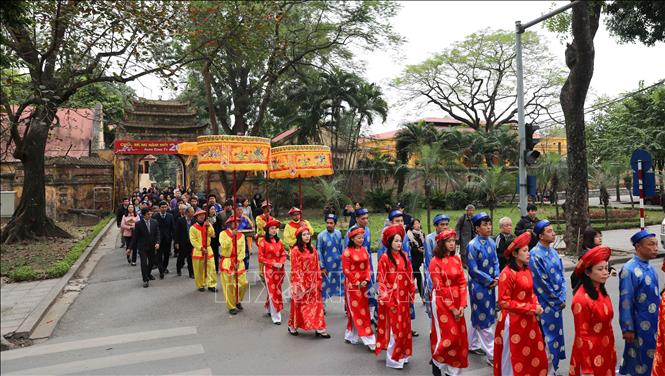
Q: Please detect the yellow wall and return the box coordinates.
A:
[536,136,567,156]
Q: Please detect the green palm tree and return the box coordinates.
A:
[536,153,567,226]
[468,166,516,230]
[394,122,438,194]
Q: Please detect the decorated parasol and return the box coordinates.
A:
[176,141,199,166]
[193,135,271,303]
[269,145,334,211]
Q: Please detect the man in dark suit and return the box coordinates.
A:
[131,207,161,288]
[155,201,175,275]
[174,205,195,278]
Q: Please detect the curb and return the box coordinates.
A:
[12,218,115,339]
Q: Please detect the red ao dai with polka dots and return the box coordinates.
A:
[342,246,374,337]
[569,287,617,376]
[493,266,548,376]
[429,255,469,369]
[375,251,415,362]
[288,245,326,331]
[258,238,287,312]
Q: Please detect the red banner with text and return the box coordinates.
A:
[113,140,181,155]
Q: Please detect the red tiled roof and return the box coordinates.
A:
[1,107,95,162]
[271,127,299,143]
[367,129,399,140]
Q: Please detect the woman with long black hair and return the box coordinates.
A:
[429,229,468,376]
[258,219,286,325]
[493,231,548,376]
[571,227,616,288]
[406,218,426,299]
[569,245,616,376]
[287,227,330,338]
[375,224,414,369]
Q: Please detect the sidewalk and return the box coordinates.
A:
[1,280,59,336]
[559,224,663,271]
[0,219,114,340]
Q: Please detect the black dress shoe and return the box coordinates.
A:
[431,362,442,376]
[274,321,281,325]
[208,287,218,292]
[149,275,155,280]
[127,257,131,264]
[198,287,205,292]
[315,331,331,339]
[411,330,419,337]
[189,274,195,279]
[288,327,298,336]
[236,303,243,310]
[143,282,149,288]
[164,269,170,274]
[159,274,164,280]
[229,308,239,315]
[177,271,182,276]
[131,262,136,266]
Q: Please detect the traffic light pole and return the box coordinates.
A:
[515,0,579,216]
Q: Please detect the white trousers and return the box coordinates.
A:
[500,316,513,376]
[344,327,376,346]
[267,297,281,324]
[468,324,494,361]
[432,360,463,375]
[386,331,410,369]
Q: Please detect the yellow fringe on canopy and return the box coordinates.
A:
[269,145,334,179]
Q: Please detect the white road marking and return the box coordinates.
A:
[1,326,197,361]
[4,344,204,375]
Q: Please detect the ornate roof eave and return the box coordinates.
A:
[118,121,208,130]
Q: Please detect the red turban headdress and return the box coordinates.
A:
[382,224,405,248]
[505,231,532,259]
[435,229,457,242]
[574,245,612,277]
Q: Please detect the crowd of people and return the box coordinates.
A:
[116,189,664,375]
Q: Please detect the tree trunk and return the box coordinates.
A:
[202,61,218,135]
[1,106,72,243]
[615,177,621,202]
[560,2,601,254]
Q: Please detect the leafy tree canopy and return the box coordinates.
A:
[392,29,565,132]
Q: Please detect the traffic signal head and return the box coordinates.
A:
[525,123,541,165]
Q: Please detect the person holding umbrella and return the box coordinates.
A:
[219,216,248,315]
[189,209,217,292]
[283,207,313,252]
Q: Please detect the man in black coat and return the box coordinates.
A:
[174,205,195,278]
[455,204,476,267]
[131,207,161,288]
[155,201,175,275]
[514,203,540,249]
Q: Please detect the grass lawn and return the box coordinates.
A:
[300,205,663,250]
[1,216,111,282]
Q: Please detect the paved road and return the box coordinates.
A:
[2,227,664,375]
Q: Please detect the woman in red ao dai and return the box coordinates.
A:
[287,227,330,338]
[429,229,469,376]
[257,219,286,325]
[342,227,376,351]
[493,231,548,376]
[569,246,616,376]
[375,224,415,369]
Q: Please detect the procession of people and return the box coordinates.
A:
[118,188,664,375]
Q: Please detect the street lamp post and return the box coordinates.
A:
[515,0,579,216]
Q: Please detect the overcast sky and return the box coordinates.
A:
[128,1,665,135]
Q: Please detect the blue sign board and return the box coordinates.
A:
[516,175,538,197]
[630,148,653,172]
[632,171,656,197]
